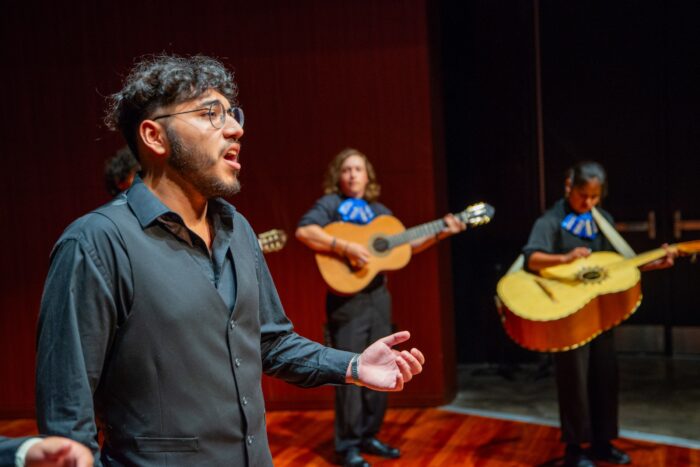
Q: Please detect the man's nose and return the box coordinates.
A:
[223,118,244,139]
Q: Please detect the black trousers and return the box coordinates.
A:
[326,283,392,453]
[553,329,619,445]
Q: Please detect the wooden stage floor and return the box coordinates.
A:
[267,408,699,466]
[2,408,698,466]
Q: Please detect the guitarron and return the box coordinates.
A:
[496,241,700,352]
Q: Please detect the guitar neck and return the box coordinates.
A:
[380,203,493,250]
[387,218,446,248]
[619,245,680,269]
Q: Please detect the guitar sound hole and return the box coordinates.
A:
[577,266,607,283]
[373,237,390,253]
[582,271,601,281]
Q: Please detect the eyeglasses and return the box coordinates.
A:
[152,101,244,129]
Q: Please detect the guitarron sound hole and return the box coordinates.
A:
[582,271,601,280]
[576,266,608,284]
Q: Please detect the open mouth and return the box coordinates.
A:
[223,147,241,170]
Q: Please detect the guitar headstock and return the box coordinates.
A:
[258,229,288,254]
[457,202,495,228]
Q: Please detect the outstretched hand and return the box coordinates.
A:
[347,331,425,391]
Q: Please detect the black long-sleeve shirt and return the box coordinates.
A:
[36,178,353,466]
[522,198,615,267]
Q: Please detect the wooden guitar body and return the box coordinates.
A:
[498,241,700,352]
[314,202,495,294]
[497,251,643,352]
[315,215,412,295]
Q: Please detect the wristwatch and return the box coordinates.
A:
[351,354,361,385]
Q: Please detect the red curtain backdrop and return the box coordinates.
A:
[0,0,454,415]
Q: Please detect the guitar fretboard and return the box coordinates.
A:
[386,219,448,249]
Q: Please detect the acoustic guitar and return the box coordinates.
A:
[316,202,495,295]
[258,229,288,254]
[496,241,700,352]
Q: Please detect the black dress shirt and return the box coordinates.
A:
[36,178,353,466]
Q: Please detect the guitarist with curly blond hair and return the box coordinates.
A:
[296,148,465,467]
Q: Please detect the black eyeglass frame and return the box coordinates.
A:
[151,101,244,129]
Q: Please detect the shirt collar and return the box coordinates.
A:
[127,177,171,228]
[126,176,237,229]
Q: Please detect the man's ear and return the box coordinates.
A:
[139,120,168,158]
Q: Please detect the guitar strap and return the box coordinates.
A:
[591,207,636,259]
[505,206,636,274]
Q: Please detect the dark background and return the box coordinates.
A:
[443,1,700,364]
[1,1,699,416]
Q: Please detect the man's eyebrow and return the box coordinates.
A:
[198,98,221,107]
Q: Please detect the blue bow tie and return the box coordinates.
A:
[337,198,376,225]
[561,211,599,240]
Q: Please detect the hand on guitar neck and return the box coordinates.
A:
[411,212,467,254]
[638,243,676,271]
[529,243,677,273]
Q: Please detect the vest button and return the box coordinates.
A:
[247,435,254,445]
[229,320,236,329]
[242,396,248,405]
[235,357,241,367]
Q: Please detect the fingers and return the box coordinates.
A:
[353,244,371,261]
[29,438,72,460]
[410,347,425,365]
[443,214,466,233]
[29,438,95,466]
[395,356,414,384]
[398,349,424,376]
[347,243,371,267]
[377,330,410,348]
[567,247,591,262]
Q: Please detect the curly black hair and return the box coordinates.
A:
[105,54,238,158]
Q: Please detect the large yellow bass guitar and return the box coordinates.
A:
[316,202,494,295]
[496,241,700,352]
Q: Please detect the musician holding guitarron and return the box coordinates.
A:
[518,161,676,467]
[296,148,467,467]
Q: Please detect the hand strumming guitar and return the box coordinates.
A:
[562,247,592,263]
[343,241,371,268]
[528,247,591,272]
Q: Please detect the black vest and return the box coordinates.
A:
[93,201,272,466]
